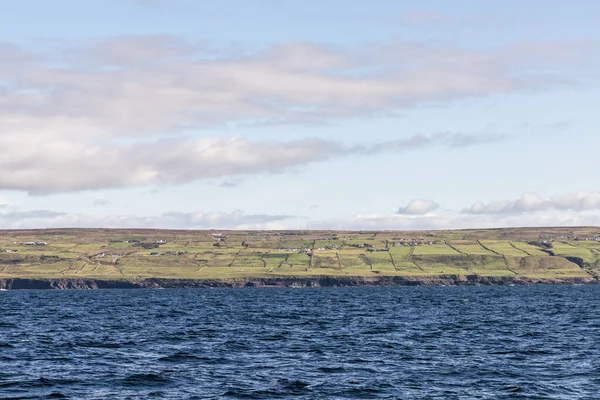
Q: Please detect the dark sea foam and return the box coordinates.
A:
[1,286,599,399]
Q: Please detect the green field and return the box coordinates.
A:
[1,227,599,281]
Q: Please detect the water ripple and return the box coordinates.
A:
[1,286,599,399]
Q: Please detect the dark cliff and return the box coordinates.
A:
[0,275,596,290]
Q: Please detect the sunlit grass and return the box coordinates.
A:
[1,228,598,281]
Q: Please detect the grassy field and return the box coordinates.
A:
[0,227,599,281]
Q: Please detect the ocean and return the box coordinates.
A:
[1,286,599,399]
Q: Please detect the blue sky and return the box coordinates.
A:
[0,0,599,229]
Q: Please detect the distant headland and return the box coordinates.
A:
[1,227,599,289]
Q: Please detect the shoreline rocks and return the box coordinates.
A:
[0,275,597,290]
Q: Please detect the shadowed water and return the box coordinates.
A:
[1,286,599,399]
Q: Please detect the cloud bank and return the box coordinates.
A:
[310,212,600,231]
[3,190,600,230]
[0,208,292,230]
[397,199,439,215]
[466,192,600,215]
[1,37,594,134]
[0,36,596,194]
[2,37,596,134]
[3,207,599,231]
[0,132,502,194]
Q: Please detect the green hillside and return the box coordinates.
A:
[1,227,599,281]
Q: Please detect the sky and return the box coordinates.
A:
[0,0,599,230]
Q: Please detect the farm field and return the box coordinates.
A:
[1,227,599,282]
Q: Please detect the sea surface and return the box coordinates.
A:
[1,286,599,399]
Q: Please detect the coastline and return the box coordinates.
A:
[2,227,599,287]
[0,275,597,290]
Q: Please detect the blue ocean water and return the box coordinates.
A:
[1,286,599,399]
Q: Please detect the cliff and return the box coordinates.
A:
[0,275,596,290]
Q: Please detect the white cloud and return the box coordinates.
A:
[466,192,600,215]
[2,202,599,230]
[0,208,292,230]
[217,179,243,188]
[397,199,439,215]
[0,37,595,194]
[1,37,595,137]
[93,199,110,206]
[0,136,339,194]
[0,132,502,194]
[310,212,600,231]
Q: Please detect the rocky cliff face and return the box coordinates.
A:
[0,275,596,290]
